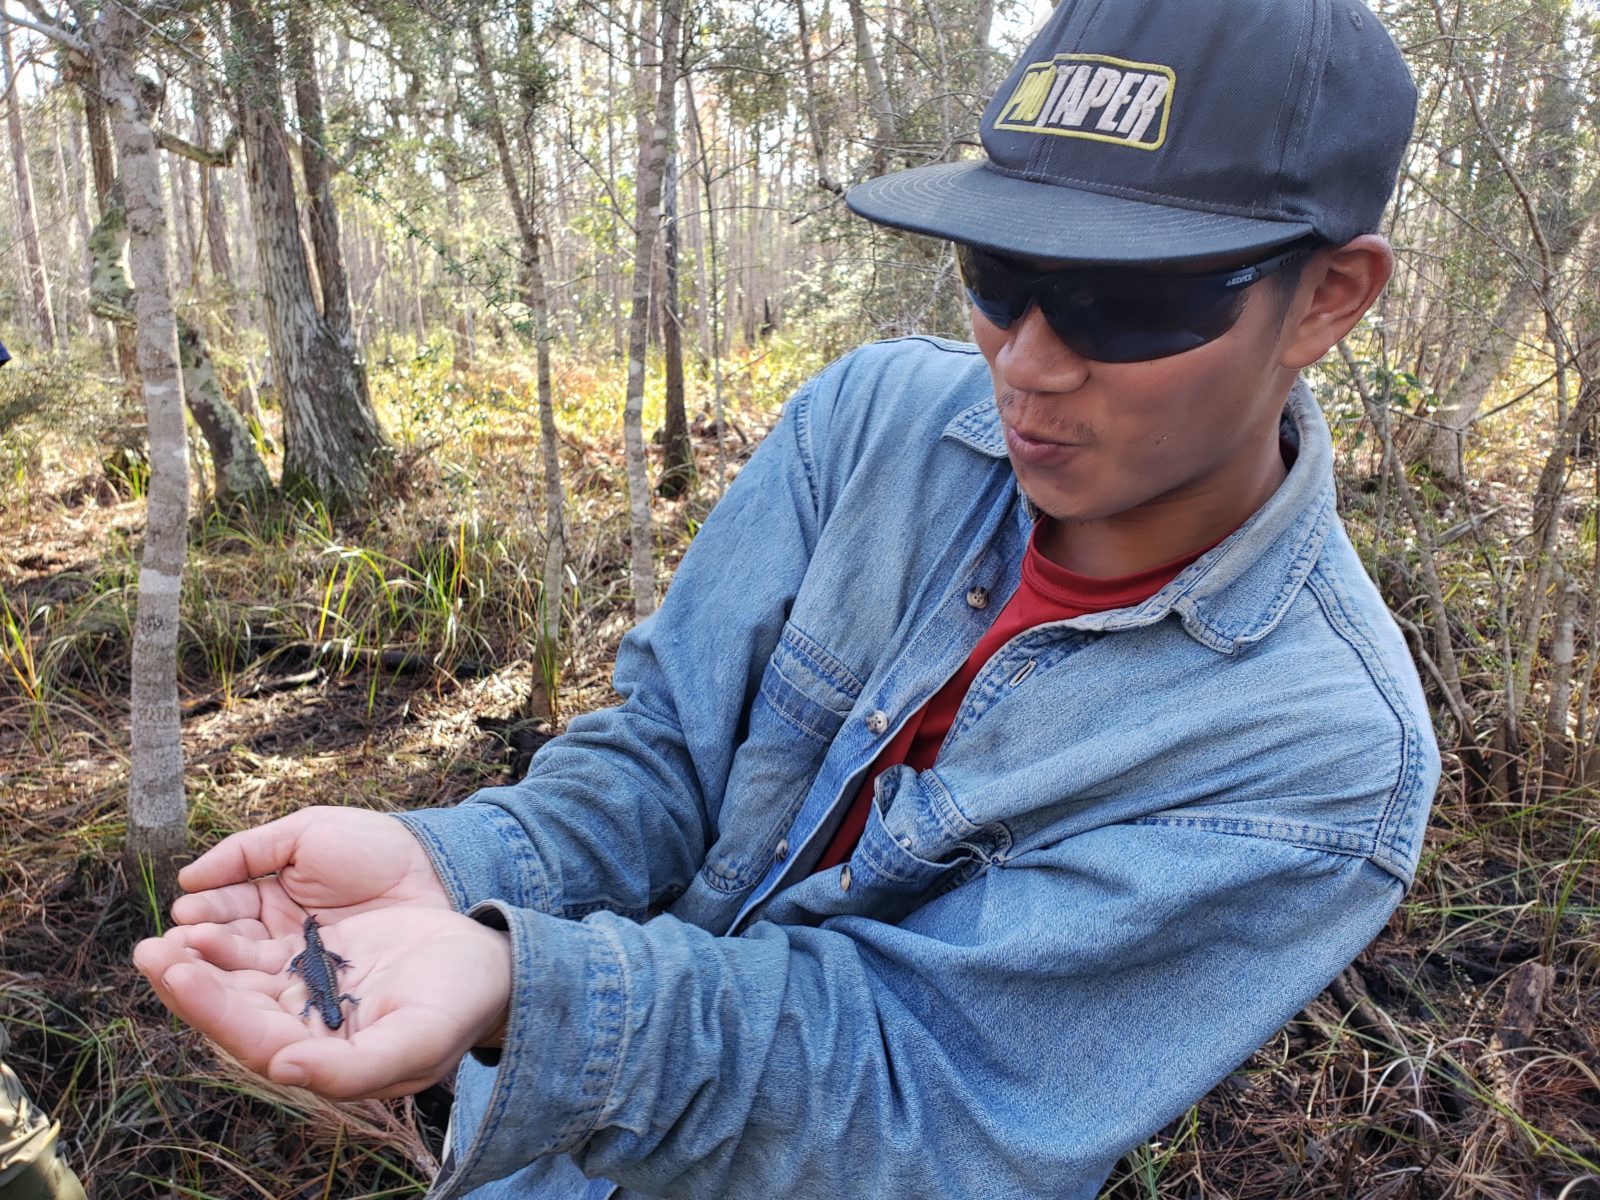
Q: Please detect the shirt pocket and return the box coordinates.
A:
[849,765,1006,923]
[701,622,862,894]
[755,621,863,740]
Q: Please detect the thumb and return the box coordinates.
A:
[178,809,315,893]
[268,1008,469,1100]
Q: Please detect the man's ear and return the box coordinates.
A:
[1277,235,1394,370]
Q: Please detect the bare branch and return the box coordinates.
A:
[3,6,90,55]
[154,124,238,166]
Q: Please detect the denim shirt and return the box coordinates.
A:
[398,336,1441,1200]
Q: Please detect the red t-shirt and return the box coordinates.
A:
[813,525,1219,872]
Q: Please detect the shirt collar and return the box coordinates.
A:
[939,378,1336,655]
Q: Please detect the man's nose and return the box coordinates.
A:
[995,305,1090,395]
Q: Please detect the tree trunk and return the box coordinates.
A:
[82,83,142,395]
[973,0,996,97]
[194,87,234,285]
[444,103,474,370]
[286,11,354,342]
[89,182,272,509]
[684,75,729,493]
[3,22,57,350]
[230,0,383,505]
[657,100,693,498]
[65,114,103,354]
[846,0,896,174]
[468,15,567,713]
[1543,570,1578,782]
[175,319,273,507]
[51,120,84,333]
[794,0,837,192]
[170,142,199,287]
[98,9,189,908]
[623,0,682,619]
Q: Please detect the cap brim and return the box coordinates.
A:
[845,161,1313,265]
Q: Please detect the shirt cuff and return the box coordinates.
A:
[392,806,555,915]
[426,901,629,1197]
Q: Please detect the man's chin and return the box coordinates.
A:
[1016,485,1106,526]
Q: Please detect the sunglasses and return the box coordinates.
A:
[956,239,1317,363]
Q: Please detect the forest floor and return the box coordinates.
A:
[1,345,1597,1199]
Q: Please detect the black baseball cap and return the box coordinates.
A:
[846,0,1417,264]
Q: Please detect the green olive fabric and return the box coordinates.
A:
[0,1029,87,1200]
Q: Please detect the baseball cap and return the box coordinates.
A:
[846,0,1417,264]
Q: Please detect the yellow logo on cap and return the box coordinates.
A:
[995,53,1175,150]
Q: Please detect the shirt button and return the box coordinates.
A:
[839,865,852,892]
[865,710,889,735]
[967,586,989,610]
[775,838,790,862]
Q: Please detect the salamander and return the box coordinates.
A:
[288,915,358,1031]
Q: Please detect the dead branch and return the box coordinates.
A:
[154,124,239,167]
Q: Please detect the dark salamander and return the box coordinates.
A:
[288,915,358,1030]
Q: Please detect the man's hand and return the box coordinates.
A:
[133,907,512,1099]
[167,806,453,940]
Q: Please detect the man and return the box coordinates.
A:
[134,0,1441,1196]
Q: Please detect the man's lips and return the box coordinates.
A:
[1003,422,1086,466]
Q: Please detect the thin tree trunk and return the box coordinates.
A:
[685,74,728,493]
[89,182,272,508]
[846,0,896,174]
[657,93,693,498]
[3,22,57,349]
[973,0,995,97]
[66,113,106,356]
[171,142,200,286]
[230,0,383,505]
[445,104,473,370]
[1543,569,1578,782]
[52,119,83,331]
[194,87,234,285]
[794,0,837,192]
[468,15,566,713]
[98,7,189,907]
[82,84,142,394]
[606,16,624,359]
[623,0,682,618]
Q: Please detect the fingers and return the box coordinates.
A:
[171,881,273,927]
[134,934,311,1073]
[268,1006,467,1099]
[133,933,204,979]
[179,923,296,975]
[161,960,310,1069]
[178,810,314,893]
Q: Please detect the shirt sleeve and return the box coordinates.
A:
[395,377,826,920]
[422,822,1404,1199]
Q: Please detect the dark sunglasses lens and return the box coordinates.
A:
[1047,274,1247,362]
[957,246,1029,329]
